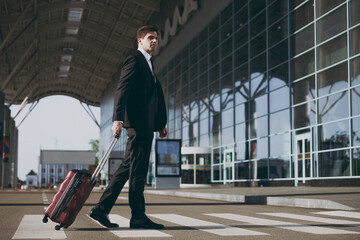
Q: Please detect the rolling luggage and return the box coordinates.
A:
[42,135,118,230]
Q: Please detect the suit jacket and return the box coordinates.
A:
[113,50,167,131]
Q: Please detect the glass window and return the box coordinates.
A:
[317,62,348,97]
[209,30,219,50]
[270,133,290,156]
[250,12,266,38]
[250,0,266,18]
[268,0,288,26]
[268,17,288,47]
[221,55,233,75]
[290,1,314,33]
[199,73,208,91]
[353,87,360,117]
[317,33,347,70]
[292,100,316,129]
[292,76,315,104]
[250,158,268,179]
[222,127,234,145]
[221,37,233,58]
[350,0,360,26]
[182,84,189,100]
[351,57,360,86]
[221,18,233,42]
[269,40,289,69]
[190,79,198,95]
[190,63,198,80]
[234,5,248,32]
[190,50,198,67]
[350,26,360,57]
[253,115,268,138]
[199,134,209,147]
[234,0,247,13]
[235,161,250,179]
[234,44,248,68]
[270,109,290,134]
[200,118,209,136]
[250,32,266,58]
[251,73,267,99]
[235,103,246,124]
[317,5,346,44]
[352,148,360,176]
[222,108,234,128]
[353,117,360,147]
[235,123,247,142]
[289,0,307,10]
[234,25,248,50]
[316,0,345,17]
[199,41,208,58]
[270,156,290,178]
[269,62,289,91]
[255,137,268,159]
[318,90,348,123]
[250,53,267,77]
[318,149,350,177]
[210,47,219,67]
[270,86,289,112]
[291,50,315,80]
[318,119,350,150]
[235,65,249,97]
[291,25,314,56]
[199,57,208,75]
[209,64,219,83]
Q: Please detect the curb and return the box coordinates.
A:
[144,190,355,211]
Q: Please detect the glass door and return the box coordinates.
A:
[295,132,312,186]
[223,149,234,184]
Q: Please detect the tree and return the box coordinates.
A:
[89,139,99,166]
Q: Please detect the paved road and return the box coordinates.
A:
[1,190,360,240]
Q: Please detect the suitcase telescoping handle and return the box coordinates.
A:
[91,132,119,184]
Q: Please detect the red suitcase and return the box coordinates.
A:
[42,135,118,230]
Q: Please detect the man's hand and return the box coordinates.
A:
[112,121,123,139]
[159,127,168,138]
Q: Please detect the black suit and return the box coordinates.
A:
[95,50,167,218]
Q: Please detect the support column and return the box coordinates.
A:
[2,107,11,188]
[10,119,18,188]
[0,93,3,187]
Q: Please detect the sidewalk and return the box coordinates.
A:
[143,185,360,210]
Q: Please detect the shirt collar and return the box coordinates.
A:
[137,46,152,62]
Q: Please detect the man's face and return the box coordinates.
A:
[138,31,158,54]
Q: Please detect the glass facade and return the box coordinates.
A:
[106,0,360,185]
[155,0,360,184]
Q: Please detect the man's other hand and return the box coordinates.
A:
[159,127,168,138]
[112,121,123,138]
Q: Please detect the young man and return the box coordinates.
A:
[89,25,168,229]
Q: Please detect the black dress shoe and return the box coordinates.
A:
[89,208,119,228]
[130,215,164,229]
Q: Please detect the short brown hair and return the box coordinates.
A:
[137,24,160,40]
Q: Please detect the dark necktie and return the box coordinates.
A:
[150,58,156,82]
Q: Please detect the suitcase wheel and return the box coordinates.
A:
[55,223,65,231]
[42,215,48,223]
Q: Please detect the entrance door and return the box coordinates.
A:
[295,132,312,186]
[223,149,234,184]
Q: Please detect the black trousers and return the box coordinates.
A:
[95,128,154,218]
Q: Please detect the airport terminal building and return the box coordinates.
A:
[99,0,360,186]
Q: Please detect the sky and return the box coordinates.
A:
[10,95,100,181]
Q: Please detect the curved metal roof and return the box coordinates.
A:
[0,0,160,107]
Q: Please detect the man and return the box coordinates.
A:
[89,25,168,229]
